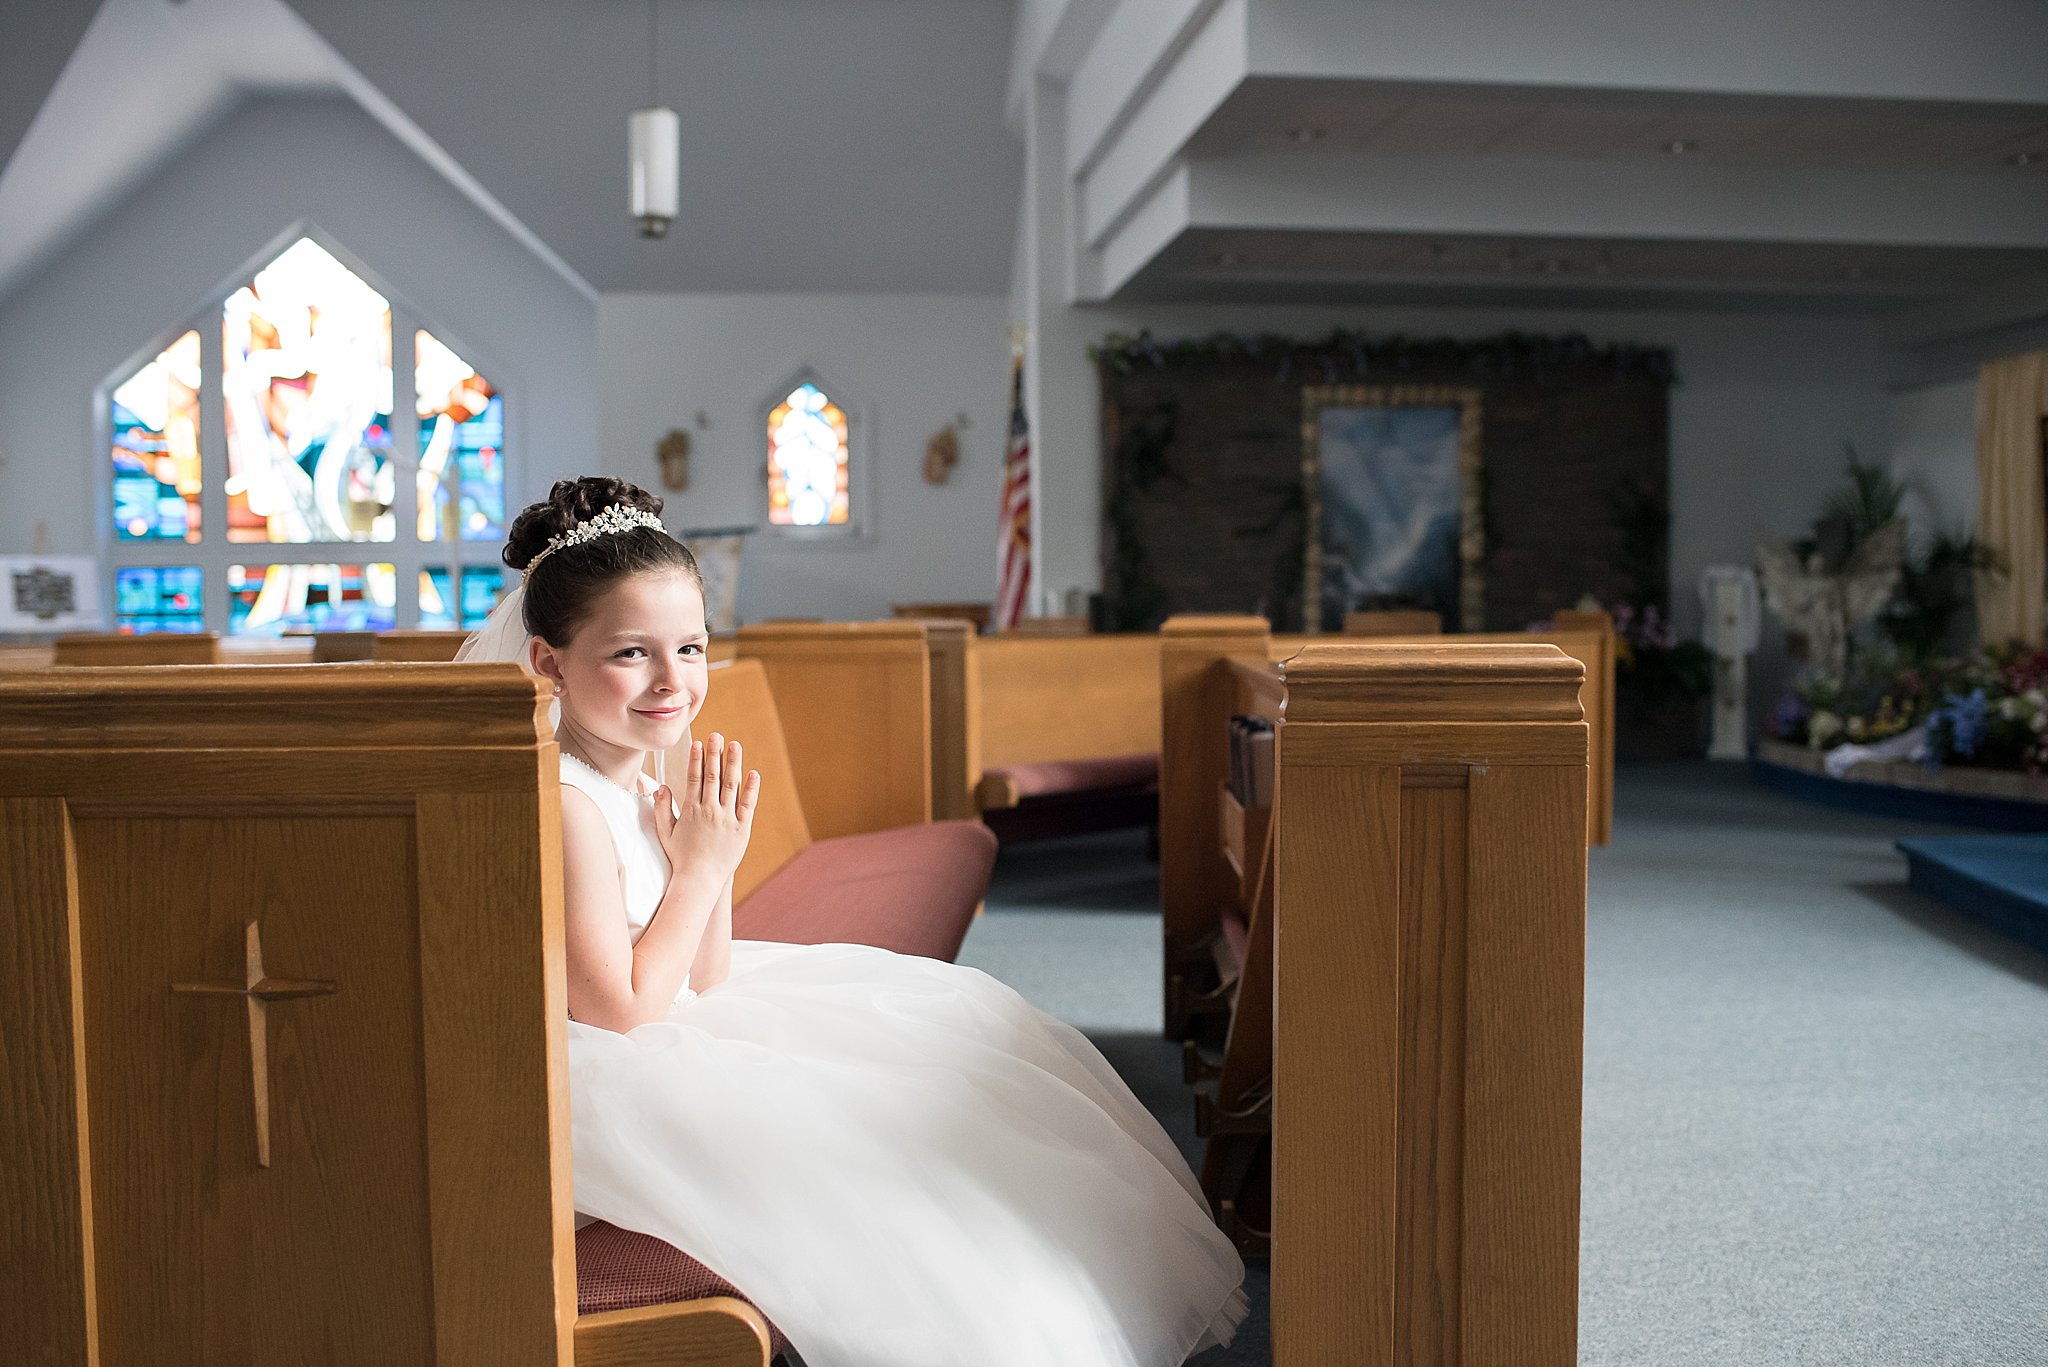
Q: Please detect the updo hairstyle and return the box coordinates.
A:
[503,476,703,645]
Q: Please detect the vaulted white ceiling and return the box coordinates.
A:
[0,0,1024,306]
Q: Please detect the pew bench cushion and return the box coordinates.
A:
[979,751,1159,810]
[576,1219,790,1354]
[734,820,996,962]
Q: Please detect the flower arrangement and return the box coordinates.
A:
[1767,644,2048,772]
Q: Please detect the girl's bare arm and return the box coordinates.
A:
[560,785,723,1031]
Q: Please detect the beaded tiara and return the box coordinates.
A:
[523,504,667,579]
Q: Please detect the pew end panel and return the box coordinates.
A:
[0,664,772,1367]
[1158,616,1276,1032]
[1271,643,1588,1367]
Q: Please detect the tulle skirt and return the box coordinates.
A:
[567,939,1247,1367]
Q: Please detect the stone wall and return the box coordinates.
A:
[1096,333,1673,632]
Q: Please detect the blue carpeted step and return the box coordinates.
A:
[1896,835,2048,956]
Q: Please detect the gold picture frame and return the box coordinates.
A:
[1301,384,1485,632]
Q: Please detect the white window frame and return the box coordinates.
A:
[96,221,513,634]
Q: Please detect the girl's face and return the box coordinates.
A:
[530,570,709,754]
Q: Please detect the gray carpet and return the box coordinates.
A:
[959,763,2048,1367]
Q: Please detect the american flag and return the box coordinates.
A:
[994,354,1032,631]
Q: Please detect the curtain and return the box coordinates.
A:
[1975,351,2048,647]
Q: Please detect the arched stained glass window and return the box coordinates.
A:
[767,381,851,528]
[105,233,509,634]
[416,330,504,542]
[110,330,201,541]
[222,238,394,543]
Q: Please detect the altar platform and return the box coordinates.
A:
[1896,836,2048,958]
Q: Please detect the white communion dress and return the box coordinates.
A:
[559,756,1248,1367]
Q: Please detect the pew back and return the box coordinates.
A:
[731,622,933,839]
[51,632,224,665]
[969,633,1161,772]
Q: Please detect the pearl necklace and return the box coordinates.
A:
[563,750,651,801]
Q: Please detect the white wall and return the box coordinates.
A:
[1027,298,1899,638]
[597,292,1013,624]
[0,94,597,559]
[1887,377,1978,536]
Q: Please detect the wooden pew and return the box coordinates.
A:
[727,621,934,838]
[1342,608,1441,636]
[891,601,990,634]
[930,631,1163,830]
[0,663,772,1367]
[1161,620,1588,1366]
[51,631,224,664]
[688,655,991,963]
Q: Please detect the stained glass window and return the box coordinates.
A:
[419,565,507,629]
[767,382,851,527]
[416,330,504,542]
[227,561,396,635]
[222,239,395,544]
[114,566,204,634]
[110,331,202,541]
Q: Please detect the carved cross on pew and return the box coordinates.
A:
[171,919,337,1168]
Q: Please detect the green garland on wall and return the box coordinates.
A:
[1091,327,1679,385]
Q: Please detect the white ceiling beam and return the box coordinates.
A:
[1183,151,2048,249]
[1883,269,2048,348]
[1074,0,1245,248]
[1091,160,1191,299]
[1247,0,2048,106]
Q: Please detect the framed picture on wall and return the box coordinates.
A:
[1300,385,1484,632]
[1,556,104,633]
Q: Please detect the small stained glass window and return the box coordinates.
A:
[114,566,205,634]
[227,561,396,635]
[419,565,506,629]
[223,239,395,544]
[767,382,850,528]
[416,330,504,542]
[111,331,202,541]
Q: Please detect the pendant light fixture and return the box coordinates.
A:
[628,0,679,239]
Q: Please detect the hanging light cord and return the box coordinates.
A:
[647,0,659,106]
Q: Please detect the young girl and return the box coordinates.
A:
[464,477,1246,1367]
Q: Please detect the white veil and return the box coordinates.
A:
[453,580,534,667]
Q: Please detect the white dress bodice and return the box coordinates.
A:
[558,752,669,943]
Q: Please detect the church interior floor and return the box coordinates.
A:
[962,762,2048,1367]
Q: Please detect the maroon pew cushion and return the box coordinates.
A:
[992,751,1159,801]
[575,1219,790,1354]
[734,820,996,962]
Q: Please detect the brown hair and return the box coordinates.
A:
[502,477,703,645]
